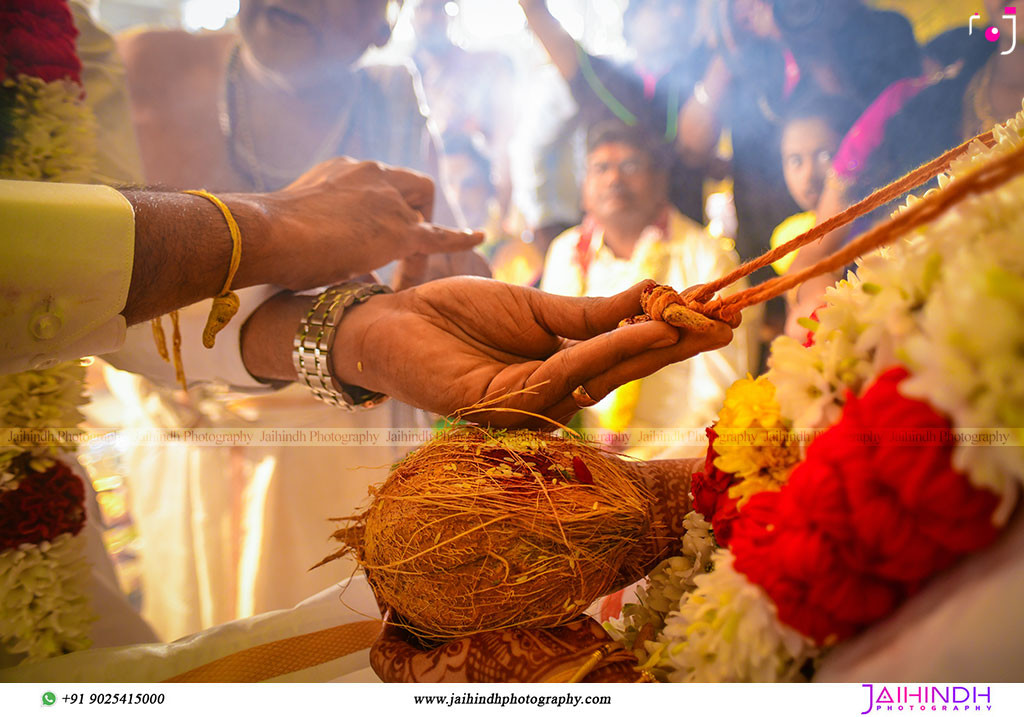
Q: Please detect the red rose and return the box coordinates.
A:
[731,367,1001,644]
[691,428,726,515]
[691,426,741,545]
[837,368,1000,581]
[0,2,81,84]
[0,459,86,551]
[710,494,741,545]
[733,483,903,644]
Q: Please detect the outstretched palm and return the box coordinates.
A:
[337,277,733,427]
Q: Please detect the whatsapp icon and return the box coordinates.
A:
[42,692,57,706]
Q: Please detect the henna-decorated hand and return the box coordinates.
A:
[370,617,641,683]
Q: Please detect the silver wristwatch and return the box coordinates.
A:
[293,281,391,410]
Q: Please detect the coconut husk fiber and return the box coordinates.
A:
[318,426,664,643]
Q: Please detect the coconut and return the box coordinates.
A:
[320,426,664,643]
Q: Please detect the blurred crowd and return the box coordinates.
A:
[111,0,1023,349]
[81,0,1023,638]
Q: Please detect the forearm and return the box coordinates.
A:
[635,458,697,568]
[676,55,731,166]
[238,291,310,383]
[120,189,274,324]
[520,0,578,81]
[639,459,694,524]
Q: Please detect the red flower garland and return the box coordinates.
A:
[0,1,81,84]
[0,459,86,552]
[691,427,741,545]
[730,367,1001,645]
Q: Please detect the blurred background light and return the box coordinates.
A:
[181,0,238,32]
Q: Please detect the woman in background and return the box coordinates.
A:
[678,0,921,263]
[785,0,1023,333]
[768,88,861,275]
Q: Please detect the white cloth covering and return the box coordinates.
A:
[0,575,381,683]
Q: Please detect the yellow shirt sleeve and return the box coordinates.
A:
[0,179,134,373]
[769,211,817,275]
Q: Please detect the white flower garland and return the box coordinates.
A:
[0,32,100,660]
[0,76,96,182]
[0,534,94,662]
[0,363,89,489]
[650,551,814,682]
[609,104,1024,681]
[604,510,715,665]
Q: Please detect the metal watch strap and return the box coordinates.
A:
[293,282,391,410]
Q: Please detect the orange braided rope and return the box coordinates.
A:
[705,138,1024,319]
[635,129,1018,329]
[690,129,996,307]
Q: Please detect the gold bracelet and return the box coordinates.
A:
[182,189,243,349]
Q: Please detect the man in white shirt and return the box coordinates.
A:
[542,122,758,459]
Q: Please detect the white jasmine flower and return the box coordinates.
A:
[605,512,715,660]
[646,551,814,682]
[0,534,94,663]
[0,363,88,475]
[0,77,96,183]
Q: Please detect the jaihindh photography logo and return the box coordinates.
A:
[970,7,1017,55]
[860,685,993,713]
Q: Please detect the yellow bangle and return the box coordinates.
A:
[182,189,243,349]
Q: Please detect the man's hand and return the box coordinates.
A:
[333,278,733,427]
[237,157,484,291]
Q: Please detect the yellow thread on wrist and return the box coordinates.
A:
[170,310,186,391]
[183,189,243,349]
[151,312,189,391]
[151,315,170,362]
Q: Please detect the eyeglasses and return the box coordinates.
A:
[586,157,651,178]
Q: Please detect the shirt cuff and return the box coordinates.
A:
[0,180,134,373]
[105,285,283,392]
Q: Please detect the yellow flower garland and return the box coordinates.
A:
[712,376,800,506]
